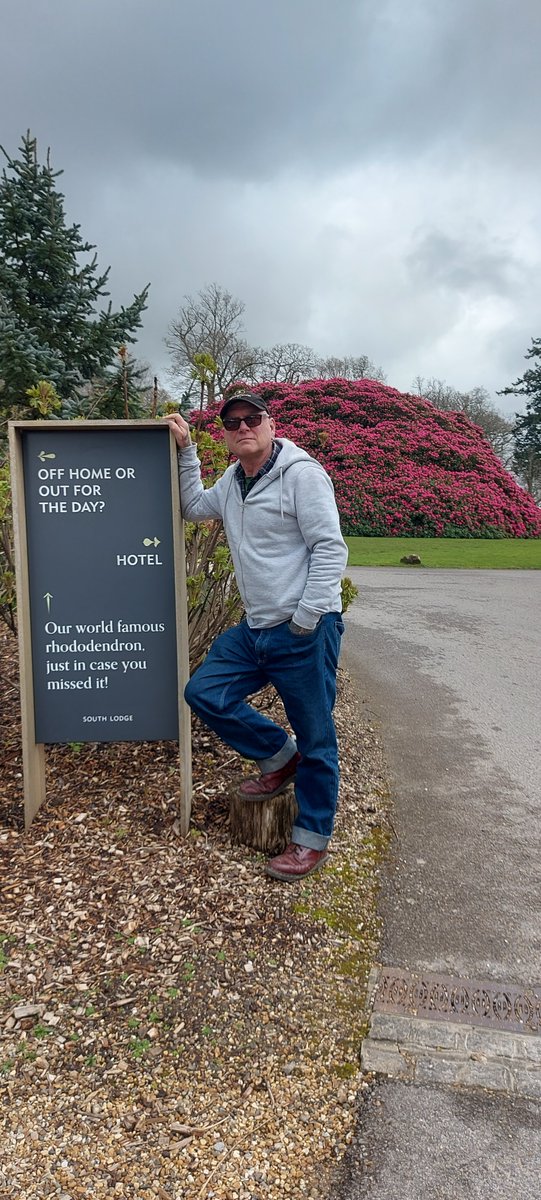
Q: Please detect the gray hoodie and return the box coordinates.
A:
[178,437,348,630]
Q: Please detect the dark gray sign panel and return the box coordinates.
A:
[21,426,179,743]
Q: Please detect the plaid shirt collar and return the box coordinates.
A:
[235,439,282,499]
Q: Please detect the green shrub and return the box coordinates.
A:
[340,576,358,613]
[185,518,243,669]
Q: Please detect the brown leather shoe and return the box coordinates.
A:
[265,842,329,882]
[238,751,301,801]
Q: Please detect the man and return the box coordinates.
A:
[165,392,348,882]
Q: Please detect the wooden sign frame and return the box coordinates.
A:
[8,420,192,832]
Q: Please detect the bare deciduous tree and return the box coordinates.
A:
[412,376,514,466]
[166,283,258,405]
[166,281,386,401]
[317,354,386,383]
[253,342,319,384]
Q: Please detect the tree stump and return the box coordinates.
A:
[229,785,298,854]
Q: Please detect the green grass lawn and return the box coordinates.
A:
[346,536,541,569]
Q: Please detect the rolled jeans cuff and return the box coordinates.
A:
[256,735,297,773]
[291,825,329,851]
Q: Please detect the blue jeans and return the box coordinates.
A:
[184,612,344,850]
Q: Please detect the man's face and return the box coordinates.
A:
[222,402,275,459]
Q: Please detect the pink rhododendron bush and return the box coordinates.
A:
[195,379,541,538]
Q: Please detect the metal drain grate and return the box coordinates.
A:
[372,966,541,1036]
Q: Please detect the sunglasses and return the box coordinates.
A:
[222,413,267,431]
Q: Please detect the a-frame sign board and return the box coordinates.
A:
[9,420,192,831]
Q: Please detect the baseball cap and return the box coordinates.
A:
[220,392,269,418]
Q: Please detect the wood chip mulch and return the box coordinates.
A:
[0,623,390,1200]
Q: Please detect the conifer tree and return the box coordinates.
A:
[0,132,149,422]
[64,348,152,420]
[499,337,541,499]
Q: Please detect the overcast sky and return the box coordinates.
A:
[1,0,540,415]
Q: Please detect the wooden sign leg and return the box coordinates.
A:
[170,441,192,836]
[9,423,47,828]
[22,740,46,830]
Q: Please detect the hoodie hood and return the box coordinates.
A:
[177,435,347,629]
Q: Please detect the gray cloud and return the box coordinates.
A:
[407,228,524,294]
[2,0,541,179]
[1,1,540,416]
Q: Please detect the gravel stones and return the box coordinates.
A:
[0,626,388,1199]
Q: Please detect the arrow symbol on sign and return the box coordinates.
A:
[143,537,161,548]
[38,451,56,461]
[44,592,53,613]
